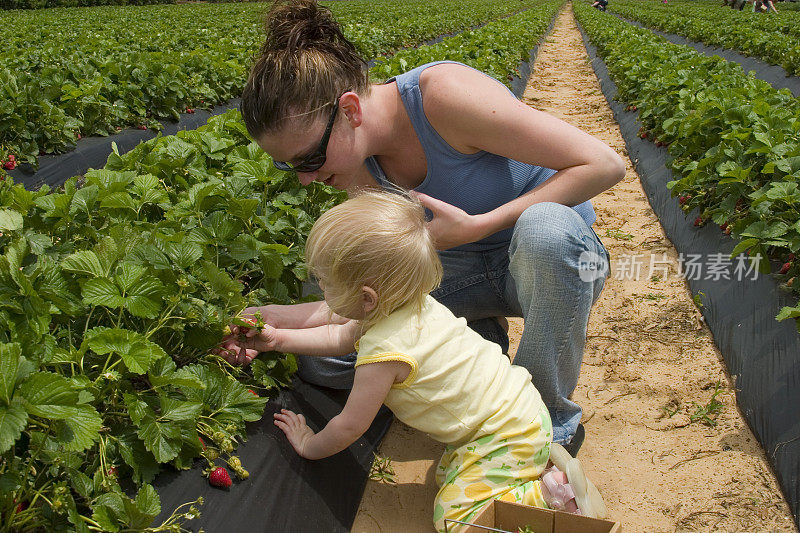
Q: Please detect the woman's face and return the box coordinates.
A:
[256,100,362,191]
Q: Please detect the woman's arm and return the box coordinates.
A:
[273,361,405,459]
[416,63,626,249]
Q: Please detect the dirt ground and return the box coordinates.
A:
[352,4,798,532]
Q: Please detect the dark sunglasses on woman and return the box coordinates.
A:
[273,99,340,173]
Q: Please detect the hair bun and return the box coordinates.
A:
[264,0,347,54]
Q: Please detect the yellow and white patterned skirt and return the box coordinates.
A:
[433,406,552,532]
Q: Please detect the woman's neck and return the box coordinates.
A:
[360,82,427,189]
[360,82,408,157]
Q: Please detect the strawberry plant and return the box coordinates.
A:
[0,110,345,531]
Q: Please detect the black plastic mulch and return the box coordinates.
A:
[577,23,800,528]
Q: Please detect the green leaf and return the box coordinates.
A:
[82,278,124,309]
[135,484,161,517]
[0,209,23,232]
[92,493,124,532]
[0,342,21,405]
[84,328,166,375]
[159,397,203,422]
[18,372,78,417]
[165,241,203,270]
[730,238,760,258]
[100,192,137,211]
[53,405,103,451]
[124,278,164,319]
[138,415,182,463]
[776,305,800,321]
[69,185,99,215]
[17,372,101,450]
[0,400,28,453]
[114,264,146,293]
[117,430,160,484]
[62,250,105,278]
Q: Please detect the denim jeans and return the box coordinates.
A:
[296,202,609,444]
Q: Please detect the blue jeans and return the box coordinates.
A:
[296,202,609,444]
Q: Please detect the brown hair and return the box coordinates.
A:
[240,0,370,140]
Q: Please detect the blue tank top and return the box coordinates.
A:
[365,61,596,252]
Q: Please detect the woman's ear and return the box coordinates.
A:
[361,286,378,313]
[339,92,363,127]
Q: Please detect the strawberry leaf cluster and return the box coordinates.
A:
[0,110,342,531]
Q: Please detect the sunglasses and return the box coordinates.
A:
[273,99,340,173]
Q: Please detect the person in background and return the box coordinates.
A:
[227,0,624,456]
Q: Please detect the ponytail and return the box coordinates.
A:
[240,0,370,140]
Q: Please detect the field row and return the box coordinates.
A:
[0,0,533,168]
[609,0,800,75]
[575,1,800,328]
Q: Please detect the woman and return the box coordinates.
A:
[232,0,625,453]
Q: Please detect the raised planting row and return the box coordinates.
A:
[609,0,800,76]
[0,108,346,532]
[575,1,800,329]
[370,0,562,85]
[0,0,534,170]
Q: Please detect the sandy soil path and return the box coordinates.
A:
[353,4,797,531]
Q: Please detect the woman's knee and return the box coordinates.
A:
[510,202,591,263]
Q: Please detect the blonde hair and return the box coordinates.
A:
[305,190,443,331]
[240,0,371,138]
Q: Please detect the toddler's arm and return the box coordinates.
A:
[235,301,349,330]
[274,362,406,459]
[219,319,362,364]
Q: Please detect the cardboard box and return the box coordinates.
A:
[452,500,622,533]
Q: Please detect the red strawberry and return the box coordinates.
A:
[679,195,689,205]
[779,262,791,275]
[248,389,258,397]
[3,161,15,170]
[694,216,703,227]
[631,105,637,112]
[209,467,232,488]
[14,500,28,513]
[137,125,147,130]
[724,226,732,235]
[720,223,728,232]
[186,108,195,114]
[8,155,15,162]
[107,466,118,476]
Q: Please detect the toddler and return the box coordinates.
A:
[222,191,605,531]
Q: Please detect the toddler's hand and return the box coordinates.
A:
[217,322,280,366]
[273,409,315,458]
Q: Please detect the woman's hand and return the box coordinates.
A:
[273,409,315,458]
[412,192,488,250]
